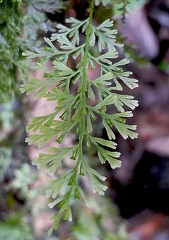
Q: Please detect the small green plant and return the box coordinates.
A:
[21,0,138,234]
[0,0,67,102]
[0,220,33,240]
[11,163,37,200]
[71,196,129,240]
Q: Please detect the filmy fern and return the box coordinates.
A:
[21,0,138,234]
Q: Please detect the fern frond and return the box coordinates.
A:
[21,0,138,233]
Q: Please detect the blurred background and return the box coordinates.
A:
[1,0,169,239]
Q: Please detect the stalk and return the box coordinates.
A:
[77,0,95,169]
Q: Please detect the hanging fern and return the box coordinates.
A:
[21,0,138,234]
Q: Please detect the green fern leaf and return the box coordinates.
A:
[21,0,138,233]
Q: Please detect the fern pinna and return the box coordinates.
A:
[20,0,138,234]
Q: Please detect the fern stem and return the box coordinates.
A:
[78,0,95,169]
